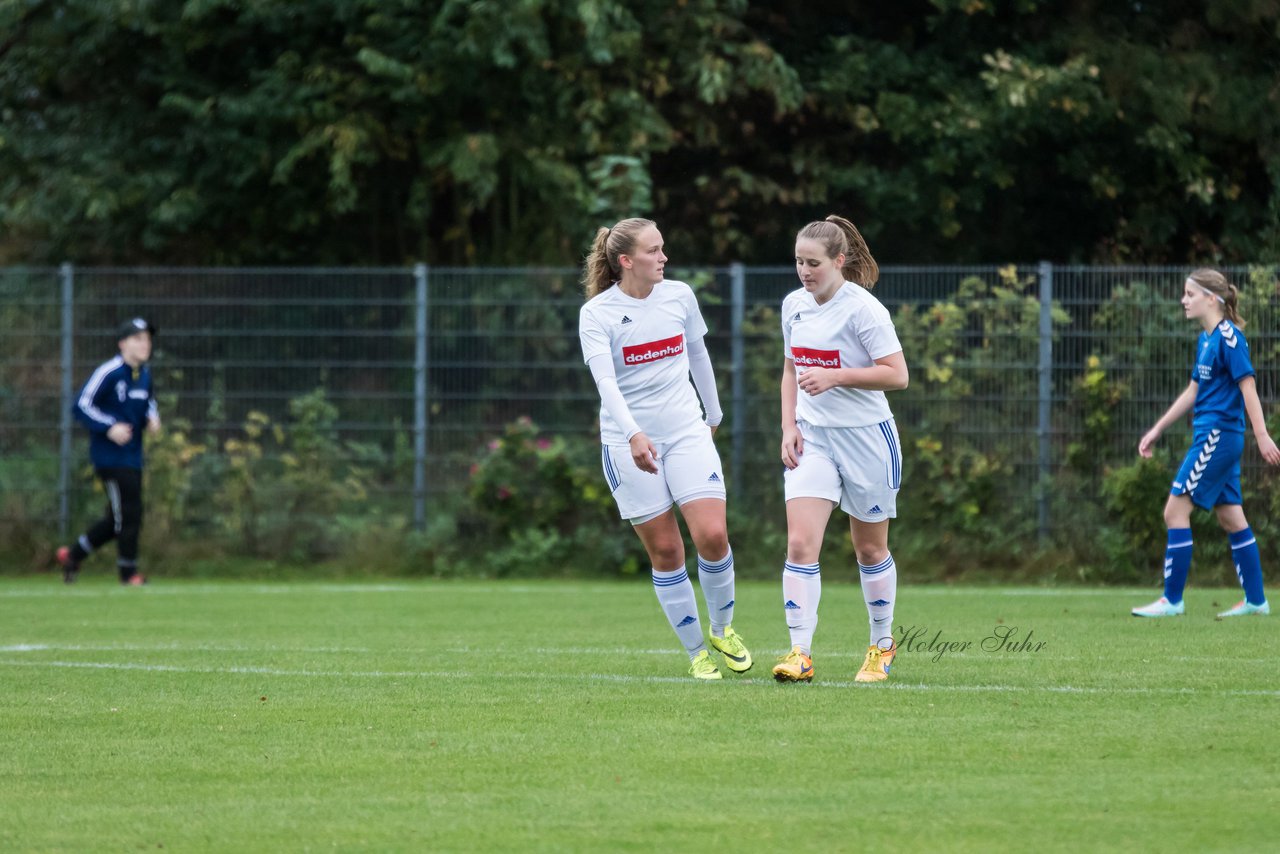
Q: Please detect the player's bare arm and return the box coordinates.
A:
[1138,381,1198,457]
[1238,376,1280,464]
[796,351,908,396]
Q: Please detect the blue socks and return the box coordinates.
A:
[1229,527,1266,606]
[1163,525,1268,606]
[1162,528,1193,605]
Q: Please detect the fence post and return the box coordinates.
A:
[729,263,745,501]
[58,263,75,540]
[413,263,429,531]
[1037,261,1053,544]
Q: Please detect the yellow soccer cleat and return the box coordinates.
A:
[708,625,753,673]
[772,647,813,683]
[854,643,896,683]
[688,649,723,680]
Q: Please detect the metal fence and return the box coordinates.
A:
[2,263,1276,552]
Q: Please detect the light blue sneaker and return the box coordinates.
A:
[1132,596,1185,617]
[1217,599,1270,618]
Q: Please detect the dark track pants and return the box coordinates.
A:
[70,466,144,581]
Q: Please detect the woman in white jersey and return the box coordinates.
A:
[772,215,909,685]
[578,217,753,680]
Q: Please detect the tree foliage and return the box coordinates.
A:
[2,0,1278,265]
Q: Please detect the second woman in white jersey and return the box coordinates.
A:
[578,217,752,680]
[772,215,909,684]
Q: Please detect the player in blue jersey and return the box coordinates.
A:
[56,318,160,585]
[1132,269,1280,618]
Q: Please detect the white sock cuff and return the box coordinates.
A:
[697,551,733,573]
[858,554,895,575]
[652,567,690,587]
[784,561,820,577]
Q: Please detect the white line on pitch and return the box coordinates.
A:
[1,658,1277,698]
[3,643,1275,665]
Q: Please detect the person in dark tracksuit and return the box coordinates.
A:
[56,318,160,585]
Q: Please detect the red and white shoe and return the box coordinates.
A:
[1217,599,1269,617]
[55,547,79,584]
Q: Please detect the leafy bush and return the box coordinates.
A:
[460,416,646,577]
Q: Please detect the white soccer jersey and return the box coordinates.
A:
[580,280,709,444]
[781,281,901,427]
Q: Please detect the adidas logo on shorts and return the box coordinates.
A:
[868,505,882,514]
[707,472,720,482]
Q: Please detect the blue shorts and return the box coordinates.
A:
[1171,428,1243,510]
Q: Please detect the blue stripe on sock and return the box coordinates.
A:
[652,569,689,587]
[784,561,820,576]
[859,555,895,575]
[697,552,733,573]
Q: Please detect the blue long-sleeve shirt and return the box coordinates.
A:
[72,356,157,470]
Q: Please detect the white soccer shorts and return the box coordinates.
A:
[783,419,902,523]
[601,427,726,523]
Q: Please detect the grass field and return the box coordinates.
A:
[2,577,1277,852]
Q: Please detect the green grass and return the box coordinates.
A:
[1,578,1277,852]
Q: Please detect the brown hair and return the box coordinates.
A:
[1188,268,1244,327]
[796,214,879,289]
[581,217,656,300]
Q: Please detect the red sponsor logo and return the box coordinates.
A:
[792,346,841,369]
[623,334,685,365]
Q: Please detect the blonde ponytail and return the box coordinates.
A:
[795,214,879,288]
[581,218,656,300]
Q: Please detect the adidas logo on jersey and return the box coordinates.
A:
[620,315,633,324]
[793,312,801,321]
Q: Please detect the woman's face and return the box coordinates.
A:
[619,225,667,286]
[1181,279,1219,322]
[795,237,844,296]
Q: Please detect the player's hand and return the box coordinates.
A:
[107,423,133,446]
[707,423,719,437]
[1138,427,1161,458]
[629,432,659,474]
[797,367,839,396]
[147,416,162,435]
[1258,434,1280,465]
[781,425,803,469]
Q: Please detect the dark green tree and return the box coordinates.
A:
[2,0,1277,264]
